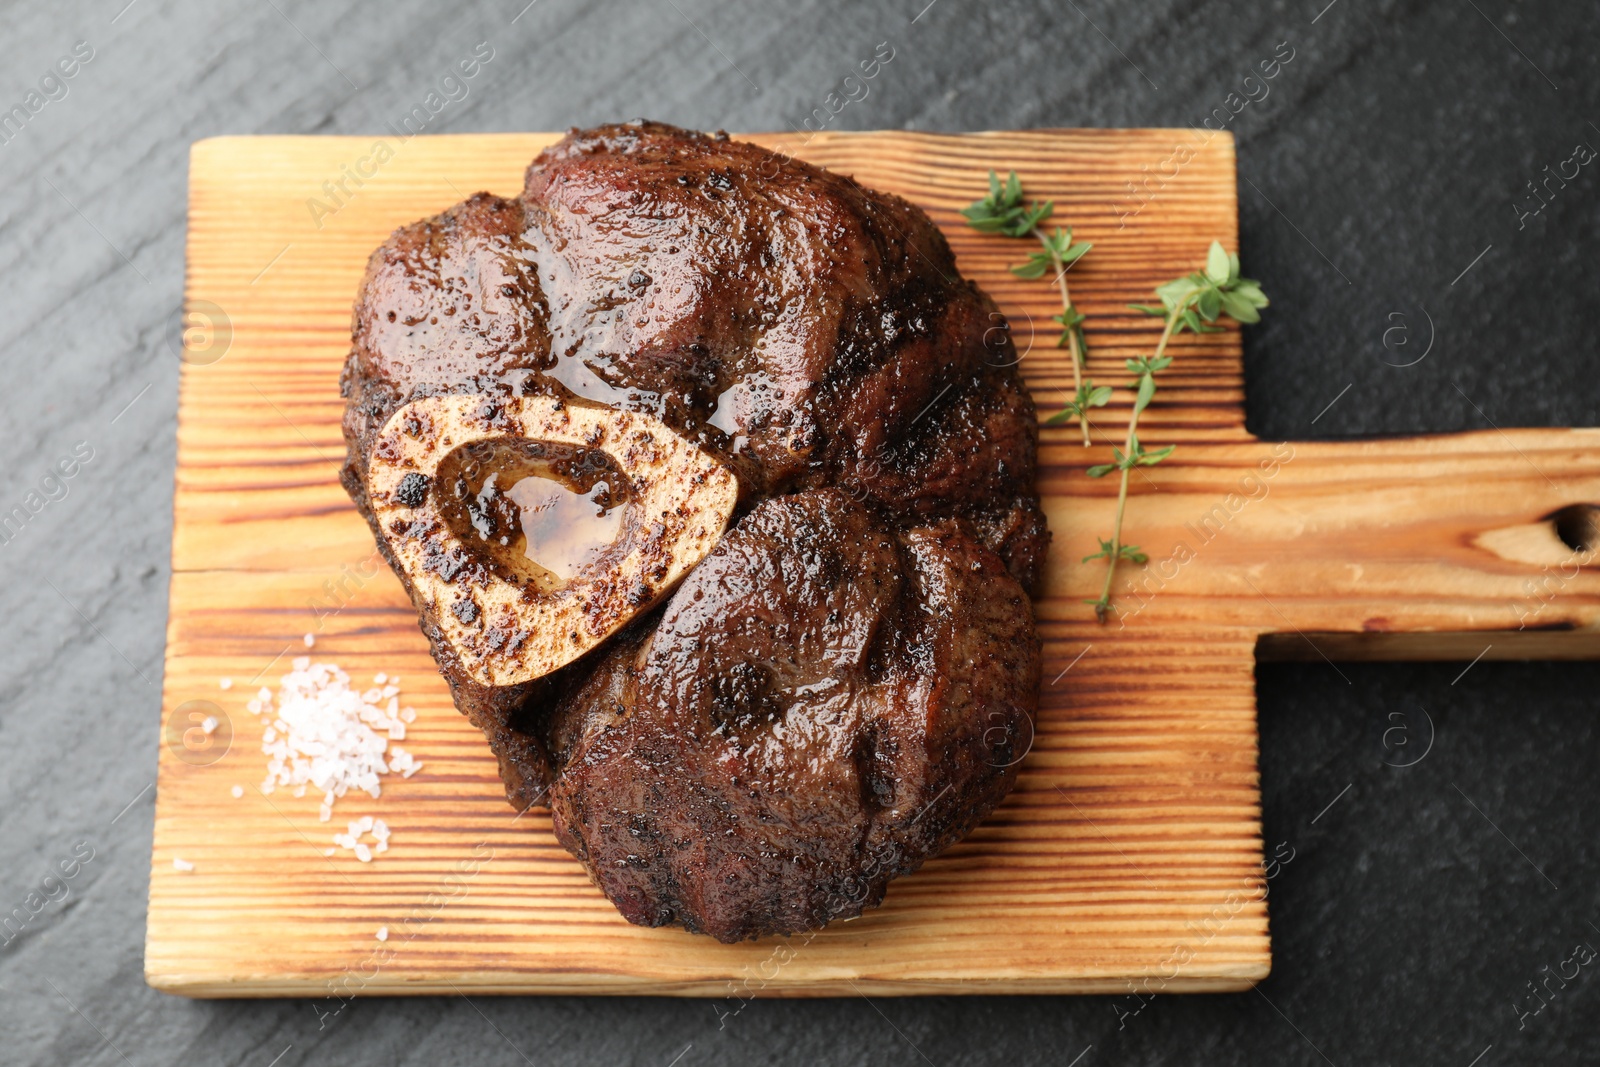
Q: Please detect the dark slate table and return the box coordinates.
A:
[2,1,1596,1064]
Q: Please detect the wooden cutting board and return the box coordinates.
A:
[147,129,1600,998]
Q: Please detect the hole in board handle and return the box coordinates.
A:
[1547,504,1600,555]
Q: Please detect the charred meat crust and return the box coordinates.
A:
[548,491,1039,942]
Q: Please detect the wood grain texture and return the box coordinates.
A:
[147,130,1600,998]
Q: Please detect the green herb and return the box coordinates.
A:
[963,171,1100,446]
[1084,241,1269,623]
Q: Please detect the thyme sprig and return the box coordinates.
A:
[963,171,1100,445]
[1084,241,1269,622]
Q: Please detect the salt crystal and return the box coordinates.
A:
[201,716,218,735]
[231,785,244,798]
[254,659,420,826]
[304,633,316,648]
[374,673,387,685]
[173,857,194,872]
[248,659,421,863]
[220,678,233,690]
[376,926,388,941]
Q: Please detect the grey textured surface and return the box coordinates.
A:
[1,0,1597,1064]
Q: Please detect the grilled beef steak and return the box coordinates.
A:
[340,120,1047,941]
[547,490,1038,940]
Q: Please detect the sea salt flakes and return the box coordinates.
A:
[173,857,194,872]
[249,660,420,802]
[231,785,244,799]
[331,818,391,862]
[246,659,422,858]
[376,926,388,941]
[219,677,232,690]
